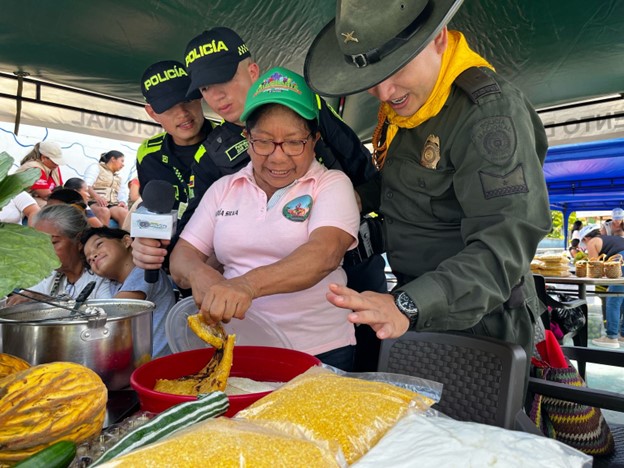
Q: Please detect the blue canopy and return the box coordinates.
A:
[545,138,624,213]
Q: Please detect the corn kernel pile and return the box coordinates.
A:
[99,418,342,467]
[237,367,434,464]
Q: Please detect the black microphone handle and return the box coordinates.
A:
[145,268,159,284]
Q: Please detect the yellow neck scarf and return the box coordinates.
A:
[372,30,494,169]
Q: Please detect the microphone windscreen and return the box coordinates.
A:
[142,180,176,214]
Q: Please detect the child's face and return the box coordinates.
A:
[84,234,132,278]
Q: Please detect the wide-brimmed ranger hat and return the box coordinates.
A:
[141,60,201,114]
[240,67,318,123]
[304,0,464,97]
[184,27,251,96]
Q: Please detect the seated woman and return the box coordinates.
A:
[47,187,103,228]
[6,204,112,306]
[16,141,67,207]
[0,191,39,226]
[170,67,360,370]
[82,227,176,357]
[84,150,129,226]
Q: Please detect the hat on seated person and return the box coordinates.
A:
[184,27,251,96]
[612,207,624,220]
[578,224,601,248]
[39,141,66,165]
[240,67,318,123]
[141,60,202,114]
[304,0,464,96]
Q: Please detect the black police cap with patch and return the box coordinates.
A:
[141,60,202,114]
[184,27,251,96]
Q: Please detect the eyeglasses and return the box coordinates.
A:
[248,133,313,157]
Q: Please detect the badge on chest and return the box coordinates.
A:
[420,134,441,169]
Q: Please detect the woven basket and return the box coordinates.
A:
[575,260,588,278]
[588,254,606,278]
[604,254,623,279]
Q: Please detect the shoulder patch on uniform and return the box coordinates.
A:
[479,164,528,199]
[471,116,517,165]
[455,67,501,104]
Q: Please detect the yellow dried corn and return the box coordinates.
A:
[99,418,343,467]
[237,367,434,464]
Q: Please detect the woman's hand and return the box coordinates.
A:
[326,283,410,339]
[95,194,107,207]
[195,276,256,325]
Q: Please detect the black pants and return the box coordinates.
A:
[343,253,387,372]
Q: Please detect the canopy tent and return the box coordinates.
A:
[544,137,624,245]
[545,138,624,213]
[0,0,624,145]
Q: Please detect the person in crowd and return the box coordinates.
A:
[82,227,175,357]
[579,224,624,348]
[610,208,624,236]
[304,0,552,360]
[47,187,103,228]
[569,220,583,256]
[84,150,128,226]
[169,68,360,370]
[132,27,385,371]
[6,204,111,306]
[0,191,39,226]
[16,141,67,207]
[570,220,583,242]
[127,177,141,209]
[137,60,212,218]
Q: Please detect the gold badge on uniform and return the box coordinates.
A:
[421,134,441,169]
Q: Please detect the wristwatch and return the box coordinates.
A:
[391,290,419,328]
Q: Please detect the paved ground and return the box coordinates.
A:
[564,299,624,425]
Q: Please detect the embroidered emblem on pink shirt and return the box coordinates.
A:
[283,195,313,222]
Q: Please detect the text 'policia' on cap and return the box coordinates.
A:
[141,60,201,114]
[184,27,251,94]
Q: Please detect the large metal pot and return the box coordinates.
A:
[0,299,154,390]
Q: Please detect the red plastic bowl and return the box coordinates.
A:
[130,346,320,417]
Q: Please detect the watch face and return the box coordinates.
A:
[397,292,418,316]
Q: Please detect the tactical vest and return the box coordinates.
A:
[92,162,121,204]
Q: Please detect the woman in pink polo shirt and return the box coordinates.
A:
[171,67,360,370]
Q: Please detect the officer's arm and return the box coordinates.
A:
[317,98,377,186]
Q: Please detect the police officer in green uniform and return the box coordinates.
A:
[137,60,213,214]
[305,0,552,359]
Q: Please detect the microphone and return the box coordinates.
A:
[130,180,177,283]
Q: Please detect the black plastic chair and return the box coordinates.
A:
[527,345,624,467]
[533,274,590,377]
[377,331,528,430]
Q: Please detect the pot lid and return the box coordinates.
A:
[0,299,154,324]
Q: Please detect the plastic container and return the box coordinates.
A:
[166,297,293,353]
[130,346,320,416]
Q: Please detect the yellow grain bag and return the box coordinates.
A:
[237,367,435,464]
[99,417,344,467]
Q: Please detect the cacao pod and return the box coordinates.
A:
[0,361,107,465]
[0,353,30,379]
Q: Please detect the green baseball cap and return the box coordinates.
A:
[240,67,318,123]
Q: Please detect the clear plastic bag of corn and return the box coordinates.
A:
[236,366,436,465]
[98,417,346,467]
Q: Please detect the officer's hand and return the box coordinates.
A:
[326,283,409,339]
[131,237,170,270]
